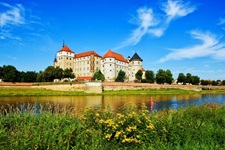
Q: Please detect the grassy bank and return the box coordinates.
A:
[0,103,224,149]
[1,86,225,97]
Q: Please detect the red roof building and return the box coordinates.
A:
[102,50,128,63]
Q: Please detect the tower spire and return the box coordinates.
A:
[62,38,65,48]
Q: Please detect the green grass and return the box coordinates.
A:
[0,103,225,149]
[1,86,225,97]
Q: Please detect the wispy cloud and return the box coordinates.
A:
[217,17,225,25]
[159,30,225,62]
[115,0,195,49]
[0,3,25,39]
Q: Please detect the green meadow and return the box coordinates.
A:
[0,86,225,97]
[0,103,225,149]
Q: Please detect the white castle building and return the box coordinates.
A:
[54,44,144,82]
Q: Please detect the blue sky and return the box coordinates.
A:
[1,0,225,80]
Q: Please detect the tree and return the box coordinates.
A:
[177,73,186,84]
[115,70,126,82]
[92,70,105,81]
[0,66,3,79]
[191,76,200,85]
[43,66,55,82]
[165,69,173,84]
[211,80,218,86]
[36,71,45,82]
[2,65,19,82]
[222,80,225,85]
[135,70,143,81]
[145,70,155,83]
[63,68,75,78]
[185,73,192,84]
[54,67,63,79]
[25,71,38,82]
[156,69,166,84]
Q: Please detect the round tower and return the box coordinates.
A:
[55,44,75,72]
[129,52,143,81]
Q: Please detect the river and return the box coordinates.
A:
[0,93,225,113]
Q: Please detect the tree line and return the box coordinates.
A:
[0,65,74,82]
[1,65,225,85]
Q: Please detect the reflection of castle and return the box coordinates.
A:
[54,44,145,81]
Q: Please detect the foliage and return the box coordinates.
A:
[201,80,212,86]
[185,73,192,84]
[135,70,143,81]
[177,73,186,84]
[222,80,225,86]
[212,80,219,86]
[63,68,75,78]
[93,70,105,81]
[0,103,225,149]
[156,69,166,84]
[191,75,200,85]
[2,65,20,82]
[145,70,155,83]
[115,70,126,82]
[165,69,173,84]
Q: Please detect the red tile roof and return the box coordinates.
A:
[102,50,128,63]
[76,76,93,81]
[58,46,74,53]
[142,68,145,72]
[75,51,101,58]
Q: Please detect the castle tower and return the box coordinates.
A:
[54,44,75,72]
[129,52,143,81]
[101,50,128,81]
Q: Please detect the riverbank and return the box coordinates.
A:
[0,85,225,97]
[0,103,224,149]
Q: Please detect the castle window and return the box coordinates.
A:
[103,65,104,67]
[110,64,111,66]
[132,62,134,64]
[110,70,112,72]
[67,57,68,60]
[87,67,89,70]
[110,59,111,61]
[138,62,140,64]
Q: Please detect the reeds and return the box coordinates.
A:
[0,103,225,149]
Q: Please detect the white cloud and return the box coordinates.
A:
[0,3,25,27]
[163,0,196,22]
[115,0,195,49]
[159,30,225,62]
[217,17,225,25]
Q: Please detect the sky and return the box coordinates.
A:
[0,0,225,80]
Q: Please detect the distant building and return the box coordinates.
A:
[54,44,145,82]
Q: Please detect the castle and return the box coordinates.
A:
[54,44,145,82]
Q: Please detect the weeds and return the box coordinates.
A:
[0,103,225,149]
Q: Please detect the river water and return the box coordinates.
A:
[0,93,225,113]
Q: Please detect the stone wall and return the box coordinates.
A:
[33,82,102,93]
[102,83,202,91]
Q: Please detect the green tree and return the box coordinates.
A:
[191,76,200,85]
[115,70,126,82]
[185,73,192,84]
[43,66,55,82]
[222,80,225,85]
[24,71,38,82]
[177,73,186,84]
[36,71,45,82]
[92,70,105,81]
[135,70,143,81]
[211,80,218,86]
[165,69,173,84]
[145,70,155,83]
[2,65,20,82]
[156,69,166,84]
[54,67,63,79]
[0,66,3,79]
[63,68,75,78]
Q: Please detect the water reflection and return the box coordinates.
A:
[0,94,225,113]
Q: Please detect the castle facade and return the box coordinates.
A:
[54,44,144,82]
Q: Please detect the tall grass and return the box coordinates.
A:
[0,103,225,149]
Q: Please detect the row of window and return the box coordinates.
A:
[75,67,98,72]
